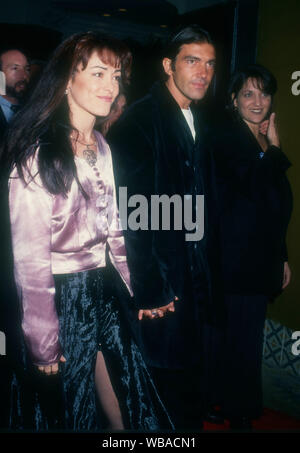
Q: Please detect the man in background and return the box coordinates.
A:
[0,48,30,141]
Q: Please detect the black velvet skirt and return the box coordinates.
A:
[6,261,173,431]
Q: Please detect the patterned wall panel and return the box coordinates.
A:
[263,319,300,377]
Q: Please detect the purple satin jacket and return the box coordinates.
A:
[8,131,132,366]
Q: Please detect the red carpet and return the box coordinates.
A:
[204,408,300,431]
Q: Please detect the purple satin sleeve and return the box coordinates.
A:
[104,142,133,297]
[9,165,62,366]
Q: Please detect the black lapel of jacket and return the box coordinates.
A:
[150,82,195,162]
[191,103,211,189]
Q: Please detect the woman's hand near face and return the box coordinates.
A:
[282,261,291,289]
[259,113,280,147]
[38,355,66,375]
[266,112,280,147]
[259,119,269,136]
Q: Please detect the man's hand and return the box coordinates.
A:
[138,297,178,320]
[282,261,291,289]
[37,355,66,375]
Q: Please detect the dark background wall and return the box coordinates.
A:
[257,0,300,330]
[0,1,257,101]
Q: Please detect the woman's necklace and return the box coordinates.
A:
[71,135,98,167]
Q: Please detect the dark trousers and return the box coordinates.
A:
[150,363,203,430]
[203,294,268,419]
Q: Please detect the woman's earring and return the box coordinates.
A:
[65,88,69,95]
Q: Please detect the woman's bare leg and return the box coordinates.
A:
[94,351,124,430]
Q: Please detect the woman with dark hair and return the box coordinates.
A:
[1,31,173,431]
[210,64,293,429]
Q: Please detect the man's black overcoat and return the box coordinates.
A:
[108,82,223,369]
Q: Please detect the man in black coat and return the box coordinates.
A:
[107,25,223,429]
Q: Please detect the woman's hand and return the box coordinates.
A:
[259,119,269,136]
[267,112,280,147]
[138,297,178,320]
[282,261,291,289]
[37,355,66,375]
[259,113,280,147]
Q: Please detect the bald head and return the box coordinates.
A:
[0,49,30,103]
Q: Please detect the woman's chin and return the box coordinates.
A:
[242,116,264,126]
[92,107,112,118]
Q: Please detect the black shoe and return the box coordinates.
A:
[229,416,253,431]
[204,408,225,425]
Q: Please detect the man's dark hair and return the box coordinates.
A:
[163,24,214,71]
[0,47,30,70]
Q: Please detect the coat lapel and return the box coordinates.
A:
[150,83,195,164]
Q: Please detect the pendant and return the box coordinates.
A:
[83,148,97,167]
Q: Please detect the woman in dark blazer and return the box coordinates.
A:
[212,64,293,429]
